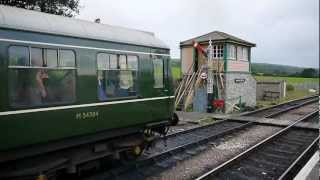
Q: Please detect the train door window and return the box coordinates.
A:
[97,53,138,100]
[8,46,76,108]
[8,46,29,66]
[153,59,164,88]
[46,49,58,67]
[60,50,75,67]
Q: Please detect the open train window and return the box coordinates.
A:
[153,59,164,88]
[8,46,76,108]
[97,53,138,101]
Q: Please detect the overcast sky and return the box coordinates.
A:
[78,0,319,68]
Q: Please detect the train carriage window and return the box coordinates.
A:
[128,55,138,70]
[97,53,138,100]
[119,55,127,69]
[60,50,75,67]
[109,54,117,69]
[9,46,29,66]
[97,53,109,69]
[8,46,76,108]
[153,59,164,88]
[31,48,43,67]
[46,49,58,67]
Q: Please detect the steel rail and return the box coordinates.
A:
[195,110,319,180]
[278,135,319,180]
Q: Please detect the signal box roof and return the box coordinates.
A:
[0,5,169,49]
[180,31,256,47]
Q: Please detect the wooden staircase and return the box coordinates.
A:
[174,64,205,111]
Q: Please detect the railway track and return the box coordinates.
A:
[83,96,319,180]
[84,120,254,180]
[196,111,319,180]
[243,95,318,118]
[142,120,248,158]
[143,96,317,159]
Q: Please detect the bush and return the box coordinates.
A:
[287,84,295,91]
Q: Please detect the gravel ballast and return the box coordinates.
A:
[146,125,282,180]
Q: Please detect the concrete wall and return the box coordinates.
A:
[225,73,256,113]
[256,80,286,100]
[292,82,319,90]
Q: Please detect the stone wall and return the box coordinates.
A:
[225,73,256,113]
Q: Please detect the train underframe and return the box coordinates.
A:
[0,116,178,180]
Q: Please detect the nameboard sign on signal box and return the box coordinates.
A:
[234,79,246,83]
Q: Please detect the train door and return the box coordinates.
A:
[163,56,174,118]
[151,55,170,121]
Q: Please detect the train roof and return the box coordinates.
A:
[0,5,169,49]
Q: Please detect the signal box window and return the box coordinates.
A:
[228,45,236,59]
[97,53,138,100]
[153,59,164,88]
[213,45,224,59]
[8,46,76,107]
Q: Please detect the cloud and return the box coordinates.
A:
[78,0,319,68]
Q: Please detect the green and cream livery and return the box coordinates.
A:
[0,5,176,178]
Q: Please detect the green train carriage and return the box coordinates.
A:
[0,5,176,178]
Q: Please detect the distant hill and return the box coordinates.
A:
[170,59,318,77]
[251,63,319,76]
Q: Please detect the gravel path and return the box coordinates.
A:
[146,125,281,180]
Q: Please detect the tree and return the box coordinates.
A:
[0,0,80,17]
[300,68,317,78]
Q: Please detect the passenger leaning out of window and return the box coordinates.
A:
[34,61,49,101]
[119,63,133,96]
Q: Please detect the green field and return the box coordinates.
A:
[254,75,319,84]
[171,66,181,79]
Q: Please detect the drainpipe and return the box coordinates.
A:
[223,43,227,113]
[248,47,251,73]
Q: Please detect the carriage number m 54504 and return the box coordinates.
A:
[76,111,99,120]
